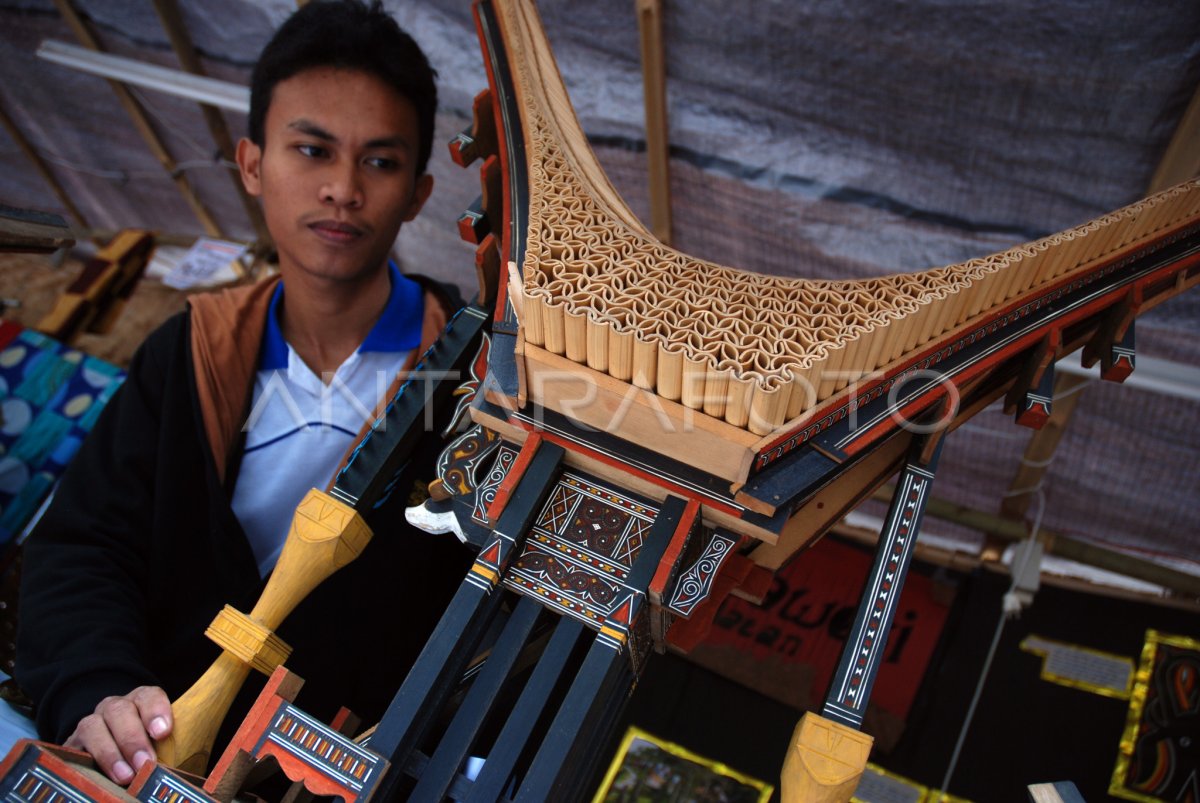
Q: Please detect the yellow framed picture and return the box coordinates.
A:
[592,726,774,803]
[1110,630,1200,802]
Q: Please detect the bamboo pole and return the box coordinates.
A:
[148,0,270,245]
[635,0,672,245]
[0,101,89,228]
[51,0,223,238]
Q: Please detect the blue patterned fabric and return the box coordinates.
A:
[0,323,124,545]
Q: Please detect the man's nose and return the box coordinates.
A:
[320,162,364,208]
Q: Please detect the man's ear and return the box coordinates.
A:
[236,137,263,196]
[401,173,435,222]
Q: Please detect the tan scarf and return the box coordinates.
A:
[188,276,450,487]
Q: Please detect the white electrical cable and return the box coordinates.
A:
[939,602,1007,794]
[1053,377,1094,402]
[940,530,1043,793]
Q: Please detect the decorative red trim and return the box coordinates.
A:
[471,0,515,327]
[536,429,742,518]
[757,233,1200,463]
[649,498,701,603]
[205,666,303,797]
[485,431,542,524]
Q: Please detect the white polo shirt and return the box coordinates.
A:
[230,264,423,576]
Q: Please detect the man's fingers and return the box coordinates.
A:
[65,713,136,785]
[96,696,156,780]
[64,686,172,786]
[129,685,173,741]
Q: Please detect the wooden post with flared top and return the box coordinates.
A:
[154,489,372,774]
[782,434,944,802]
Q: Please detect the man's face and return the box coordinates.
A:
[237,67,433,287]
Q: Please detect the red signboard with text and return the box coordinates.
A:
[687,536,953,730]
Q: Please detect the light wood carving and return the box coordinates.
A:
[155,488,371,774]
[491,0,1200,437]
[780,712,874,803]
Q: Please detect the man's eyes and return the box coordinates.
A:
[296,143,328,159]
[365,156,400,171]
[292,144,402,172]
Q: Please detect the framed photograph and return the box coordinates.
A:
[592,726,773,803]
[1110,630,1200,802]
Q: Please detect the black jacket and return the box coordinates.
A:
[16,290,472,746]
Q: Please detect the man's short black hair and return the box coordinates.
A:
[249,0,438,176]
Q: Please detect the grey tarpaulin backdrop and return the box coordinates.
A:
[0,0,1197,574]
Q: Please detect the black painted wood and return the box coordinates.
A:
[514,496,688,801]
[483,331,520,401]
[368,441,563,800]
[737,444,841,513]
[513,633,630,803]
[464,615,586,803]
[514,405,749,510]
[331,305,489,511]
[475,0,526,337]
[408,596,543,802]
[821,436,945,729]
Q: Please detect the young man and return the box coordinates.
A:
[15,0,472,786]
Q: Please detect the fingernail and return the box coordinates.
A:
[132,750,152,770]
[149,716,169,739]
[113,761,133,783]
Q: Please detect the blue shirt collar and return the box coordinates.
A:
[259,261,424,370]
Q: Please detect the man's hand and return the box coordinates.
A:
[63,686,173,786]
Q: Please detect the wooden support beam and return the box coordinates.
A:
[449,89,498,168]
[83,226,204,247]
[51,0,223,238]
[1044,532,1200,599]
[0,102,89,229]
[1148,81,1200,193]
[999,371,1090,521]
[0,205,74,253]
[148,0,270,245]
[635,0,672,245]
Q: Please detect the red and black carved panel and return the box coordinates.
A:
[504,471,658,627]
[254,704,386,800]
[436,424,501,498]
[133,765,220,803]
[1111,631,1200,802]
[442,332,491,436]
[0,741,126,803]
[667,530,738,617]
[471,442,519,525]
